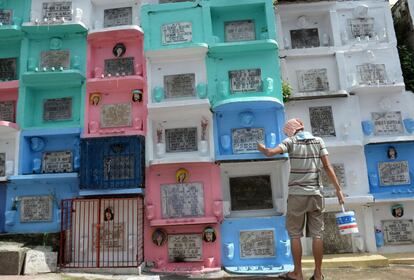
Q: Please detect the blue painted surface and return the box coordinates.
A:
[4,173,79,233]
[0,185,6,232]
[364,141,414,199]
[221,216,293,273]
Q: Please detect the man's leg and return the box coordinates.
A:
[288,237,304,280]
[312,237,323,280]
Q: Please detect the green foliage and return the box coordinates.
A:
[282,80,292,103]
[398,45,414,93]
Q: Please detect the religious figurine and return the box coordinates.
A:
[90,92,101,106]
[391,204,404,218]
[152,229,167,246]
[387,146,397,160]
[113,43,126,57]
[104,207,114,221]
[132,89,143,102]
[176,168,189,183]
[203,227,216,243]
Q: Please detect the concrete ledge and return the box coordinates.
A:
[302,254,389,269]
[383,253,414,265]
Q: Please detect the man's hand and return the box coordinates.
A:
[257,143,267,153]
[336,189,345,205]
[257,143,283,157]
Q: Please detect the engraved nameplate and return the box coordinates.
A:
[164,73,195,98]
[165,127,198,153]
[309,106,336,137]
[230,175,273,211]
[372,111,404,136]
[225,20,255,42]
[379,161,410,186]
[43,97,72,121]
[382,219,414,245]
[290,28,320,49]
[321,164,346,198]
[0,58,17,81]
[168,234,202,262]
[0,153,5,177]
[93,223,124,249]
[104,7,132,28]
[40,50,70,70]
[0,9,12,25]
[42,2,72,22]
[240,230,275,259]
[161,182,205,218]
[297,69,329,92]
[232,128,264,154]
[357,63,386,85]
[348,18,374,38]
[100,103,132,128]
[20,196,53,222]
[42,150,73,173]
[229,68,262,93]
[104,57,135,76]
[0,101,15,122]
[162,22,192,45]
[103,155,134,180]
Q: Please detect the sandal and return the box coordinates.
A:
[279,272,298,280]
[309,275,325,280]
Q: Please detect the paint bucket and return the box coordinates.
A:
[335,204,359,235]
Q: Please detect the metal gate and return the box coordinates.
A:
[60,197,144,268]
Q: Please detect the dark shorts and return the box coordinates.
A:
[286,195,324,239]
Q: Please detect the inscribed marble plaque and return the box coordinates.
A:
[161,182,205,218]
[40,50,70,70]
[323,212,353,254]
[229,68,262,93]
[164,73,195,98]
[168,234,202,262]
[100,103,131,128]
[20,196,53,222]
[348,18,374,38]
[104,7,132,28]
[43,97,72,121]
[290,28,320,49]
[357,63,386,85]
[225,20,255,42]
[0,153,5,177]
[42,2,72,21]
[0,101,15,122]
[104,57,135,76]
[239,230,275,259]
[309,106,336,137]
[371,111,404,136]
[321,164,346,198]
[42,151,73,173]
[0,58,17,81]
[382,219,414,245]
[93,223,124,250]
[232,128,264,154]
[162,22,192,45]
[230,175,273,211]
[24,249,57,274]
[0,9,12,25]
[297,69,329,92]
[165,127,198,153]
[378,161,410,186]
[103,155,135,180]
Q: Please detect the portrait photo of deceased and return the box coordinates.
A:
[290,28,320,49]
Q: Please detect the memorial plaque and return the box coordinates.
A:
[0,9,12,25]
[43,97,72,121]
[164,73,195,98]
[0,58,17,81]
[290,28,320,49]
[40,50,70,70]
[162,22,192,45]
[348,18,375,38]
[93,223,124,249]
[42,2,72,21]
[100,103,132,128]
[372,111,404,136]
[323,212,353,254]
[297,69,329,92]
[239,230,275,259]
[161,182,204,218]
[230,175,273,211]
[382,219,414,245]
[20,196,53,222]
[378,161,410,186]
[321,164,346,198]
[357,63,386,85]
[225,20,255,42]
[103,155,134,180]
[0,153,5,177]
[168,234,202,262]
[309,106,336,137]
[104,57,135,76]
[232,128,264,154]
[104,7,132,28]
[24,249,57,274]
[229,68,262,93]
[42,150,73,173]
[165,127,198,153]
[0,101,15,122]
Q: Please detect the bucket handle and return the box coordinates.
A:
[341,203,346,213]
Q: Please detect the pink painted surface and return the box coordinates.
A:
[144,162,223,273]
[0,81,19,124]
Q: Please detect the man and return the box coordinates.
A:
[257,118,345,280]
